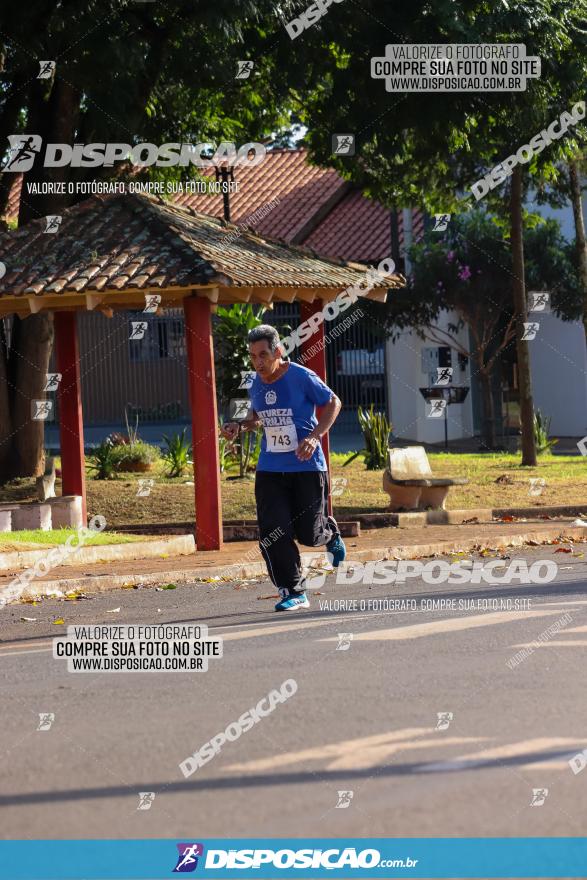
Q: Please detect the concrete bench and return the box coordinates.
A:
[382,446,468,511]
[0,496,83,532]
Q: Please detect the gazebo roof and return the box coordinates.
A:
[0,192,405,317]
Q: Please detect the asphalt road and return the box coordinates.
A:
[1,547,586,841]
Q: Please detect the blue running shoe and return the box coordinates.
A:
[275,592,310,612]
[326,533,346,567]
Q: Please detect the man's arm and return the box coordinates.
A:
[296,394,342,461]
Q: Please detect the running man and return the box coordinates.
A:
[221,325,346,612]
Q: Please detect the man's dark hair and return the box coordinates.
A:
[248,324,281,352]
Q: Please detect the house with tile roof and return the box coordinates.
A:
[0,149,475,450]
[5,147,582,449]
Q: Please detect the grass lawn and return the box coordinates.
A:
[0,528,141,553]
[1,452,585,528]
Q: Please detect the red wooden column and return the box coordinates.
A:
[54,311,87,522]
[299,300,332,514]
[183,295,223,550]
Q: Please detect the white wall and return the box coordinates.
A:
[386,310,474,443]
[529,312,587,437]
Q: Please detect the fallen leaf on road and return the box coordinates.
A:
[20,617,37,622]
[258,595,279,601]
[555,547,572,553]
[53,618,65,625]
[462,517,479,524]
[106,607,121,612]
[156,584,177,591]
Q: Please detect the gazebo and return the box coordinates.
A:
[0,193,404,550]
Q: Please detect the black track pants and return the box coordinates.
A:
[255,470,339,595]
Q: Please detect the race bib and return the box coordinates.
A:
[265,423,298,453]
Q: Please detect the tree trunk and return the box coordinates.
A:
[0,76,81,478]
[509,166,537,466]
[0,319,11,482]
[568,158,587,344]
[478,368,496,450]
[7,314,54,478]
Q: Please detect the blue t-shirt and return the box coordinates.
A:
[249,363,333,472]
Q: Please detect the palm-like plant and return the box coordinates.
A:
[344,405,391,470]
[162,428,192,478]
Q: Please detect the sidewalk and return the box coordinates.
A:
[2,518,586,599]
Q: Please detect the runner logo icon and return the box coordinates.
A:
[173,843,204,872]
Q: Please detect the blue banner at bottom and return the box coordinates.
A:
[0,838,586,879]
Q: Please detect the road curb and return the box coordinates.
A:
[9,526,587,600]
[0,534,195,573]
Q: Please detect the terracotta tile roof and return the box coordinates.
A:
[0,192,405,303]
[303,189,398,262]
[173,148,347,243]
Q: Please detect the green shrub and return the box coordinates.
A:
[88,440,117,480]
[162,429,192,478]
[344,405,391,470]
[111,441,160,472]
[533,410,558,455]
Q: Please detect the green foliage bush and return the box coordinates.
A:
[110,441,160,473]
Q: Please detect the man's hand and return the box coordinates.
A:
[296,434,320,461]
[221,422,240,441]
